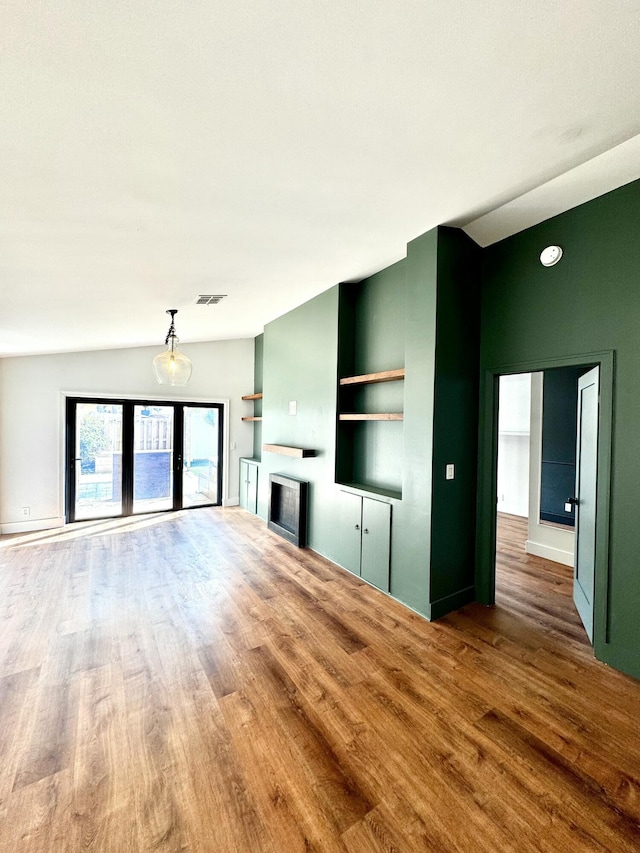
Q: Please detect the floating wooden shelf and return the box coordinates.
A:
[263,444,316,458]
[242,416,263,422]
[242,393,263,400]
[340,368,405,386]
[339,413,403,421]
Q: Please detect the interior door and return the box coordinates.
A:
[573,366,599,642]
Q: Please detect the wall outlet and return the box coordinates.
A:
[445,464,455,480]
[21,506,30,517]
[288,401,297,415]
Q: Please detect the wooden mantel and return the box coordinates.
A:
[263,444,316,458]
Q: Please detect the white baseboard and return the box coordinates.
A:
[525,539,574,567]
[1,516,65,535]
[223,497,239,507]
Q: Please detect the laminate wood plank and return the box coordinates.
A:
[0,668,41,800]
[164,668,273,853]
[242,644,373,834]
[12,632,81,792]
[68,664,136,853]
[474,708,640,850]
[2,770,76,853]
[219,689,320,852]
[0,507,639,851]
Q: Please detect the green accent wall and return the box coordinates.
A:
[430,227,481,614]
[256,226,481,624]
[247,181,640,682]
[479,178,640,680]
[258,287,340,548]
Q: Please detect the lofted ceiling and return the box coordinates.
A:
[2,1,640,357]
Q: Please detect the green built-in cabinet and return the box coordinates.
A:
[239,458,259,514]
[336,491,391,592]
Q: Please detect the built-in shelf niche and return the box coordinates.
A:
[336,279,405,498]
[242,391,263,461]
[336,377,404,496]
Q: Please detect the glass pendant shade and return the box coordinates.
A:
[153,310,192,386]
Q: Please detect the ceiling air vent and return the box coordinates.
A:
[196,294,227,305]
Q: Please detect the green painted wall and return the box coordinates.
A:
[430,227,481,614]
[391,230,438,614]
[480,178,640,680]
[256,227,482,625]
[249,185,640,682]
[258,287,340,548]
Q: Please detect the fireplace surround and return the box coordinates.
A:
[267,474,308,547]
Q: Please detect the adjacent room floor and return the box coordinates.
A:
[0,508,638,852]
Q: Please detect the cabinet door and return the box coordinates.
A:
[361,498,391,592]
[247,462,258,515]
[337,491,363,576]
[239,460,249,510]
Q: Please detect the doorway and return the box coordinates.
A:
[65,398,223,522]
[495,369,582,633]
[476,352,613,656]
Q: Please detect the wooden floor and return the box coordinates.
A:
[0,509,639,852]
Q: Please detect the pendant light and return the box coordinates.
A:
[152,309,192,386]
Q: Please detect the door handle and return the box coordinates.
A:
[565,497,578,512]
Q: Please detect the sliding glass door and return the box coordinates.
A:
[72,402,124,520]
[66,398,223,522]
[183,406,221,507]
[133,405,175,514]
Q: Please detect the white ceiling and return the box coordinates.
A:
[2,1,640,357]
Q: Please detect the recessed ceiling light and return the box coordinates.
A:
[540,246,563,267]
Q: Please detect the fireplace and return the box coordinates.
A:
[268,474,308,547]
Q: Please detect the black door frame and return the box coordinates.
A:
[65,396,224,522]
[475,350,614,659]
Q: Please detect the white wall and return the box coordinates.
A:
[497,373,531,517]
[0,338,255,533]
